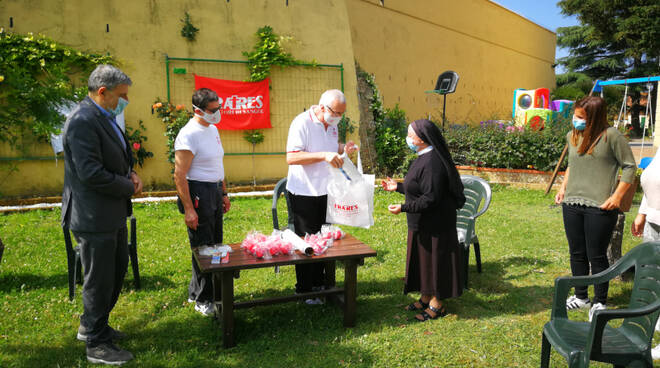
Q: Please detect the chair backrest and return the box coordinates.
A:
[621,242,660,342]
[456,175,491,229]
[271,178,294,232]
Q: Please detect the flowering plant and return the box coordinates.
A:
[125,120,153,167]
[152,99,193,164]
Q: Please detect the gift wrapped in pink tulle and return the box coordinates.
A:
[241,231,296,259]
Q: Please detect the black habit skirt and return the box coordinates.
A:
[404,229,464,299]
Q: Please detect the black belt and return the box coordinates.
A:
[187,179,222,188]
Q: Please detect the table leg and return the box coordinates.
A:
[343,259,357,327]
[221,271,235,348]
[324,260,336,305]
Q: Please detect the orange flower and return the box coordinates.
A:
[176,104,185,110]
[152,102,163,109]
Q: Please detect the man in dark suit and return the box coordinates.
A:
[62,64,142,365]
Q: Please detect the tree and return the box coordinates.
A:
[556,0,660,80]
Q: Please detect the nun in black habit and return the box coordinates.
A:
[382,119,466,321]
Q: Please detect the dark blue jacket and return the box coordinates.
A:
[61,96,134,232]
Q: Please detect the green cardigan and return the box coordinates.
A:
[564,127,636,208]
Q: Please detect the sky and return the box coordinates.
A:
[490,0,580,74]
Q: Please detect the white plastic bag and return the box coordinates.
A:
[326,151,375,229]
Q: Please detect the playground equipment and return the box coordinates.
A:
[594,76,660,166]
[512,88,573,129]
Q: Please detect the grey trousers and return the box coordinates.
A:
[74,227,128,346]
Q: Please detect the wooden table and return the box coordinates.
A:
[194,234,377,348]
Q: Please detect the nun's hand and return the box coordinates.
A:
[381,177,397,191]
[388,204,401,214]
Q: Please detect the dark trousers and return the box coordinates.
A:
[288,191,328,293]
[178,180,224,303]
[74,226,128,346]
[562,203,618,304]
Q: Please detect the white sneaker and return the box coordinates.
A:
[305,298,324,305]
[566,295,591,310]
[652,344,660,360]
[194,301,215,316]
[187,298,195,303]
[588,303,606,322]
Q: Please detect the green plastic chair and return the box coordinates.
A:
[456,175,492,288]
[541,241,660,368]
[271,178,294,233]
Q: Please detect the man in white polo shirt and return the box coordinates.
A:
[286,89,357,303]
[174,88,231,316]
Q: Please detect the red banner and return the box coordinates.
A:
[194,74,271,130]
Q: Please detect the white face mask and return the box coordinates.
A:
[194,105,221,125]
[323,105,342,126]
[324,112,341,126]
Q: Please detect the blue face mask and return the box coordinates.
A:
[110,97,129,116]
[572,117,586,131]
[405,136,418,152]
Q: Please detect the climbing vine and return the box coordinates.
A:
[243,26,314,82]
[0,29,114,149]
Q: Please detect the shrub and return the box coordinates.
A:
[373,104,409,176]
[443,119,571,171]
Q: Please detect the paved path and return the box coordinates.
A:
[629,138,656,164]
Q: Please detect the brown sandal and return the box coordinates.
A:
[415,305,447,321]
[405,298,429,311]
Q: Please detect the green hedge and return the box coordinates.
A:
[443,120,571,171]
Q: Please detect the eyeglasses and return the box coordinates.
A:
[324,104,344,117]
[193,104,220,114]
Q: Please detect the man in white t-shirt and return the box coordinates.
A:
[286,89,357,303]
[174,88,231,316]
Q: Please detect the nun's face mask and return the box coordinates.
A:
[407,125,425,151]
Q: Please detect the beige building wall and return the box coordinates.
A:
[0,0,557,197]
[0,0,360,197]
[346,0,557,123]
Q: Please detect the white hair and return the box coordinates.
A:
[319,89,346,106]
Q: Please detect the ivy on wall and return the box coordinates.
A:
[180,12,199,42]
[243,25,313,82]
[0,29,114,149]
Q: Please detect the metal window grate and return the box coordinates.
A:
[165,56,343,156]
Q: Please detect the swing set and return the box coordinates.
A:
[592,76,660,163]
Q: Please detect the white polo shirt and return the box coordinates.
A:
[286,106,339,196]
[174,118,225,183]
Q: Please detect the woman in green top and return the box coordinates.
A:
[554,96,636,321]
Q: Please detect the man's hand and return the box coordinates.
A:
[381,177,398,191]
[388,204,402,214]
[223,195,231,214]
[344,141,359,155]
[324,152,344,168]
[185,208,199,230]
[131,171,143,195]
[632,213,646,237]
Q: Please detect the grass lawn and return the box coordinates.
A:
[0,185,655,367]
